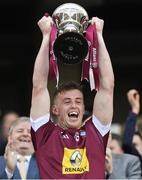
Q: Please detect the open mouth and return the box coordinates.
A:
[68,112,79,118]
[19,139,31,143]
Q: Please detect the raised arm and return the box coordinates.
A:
[127,89,140,114]
[92,17,114,125]
[123,89,140,155]
[30,15,52,120]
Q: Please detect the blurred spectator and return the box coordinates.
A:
[0,111,19,155]
[136,115,142,135]
[105,133,142,179]
[0,117,39,179]
[133,131,142,156]
[109,133,123,154]
[111,123,123,136]
[122,89,142,170]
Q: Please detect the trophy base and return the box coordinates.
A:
[53,32,88,64]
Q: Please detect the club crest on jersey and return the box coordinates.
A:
[74,132,80,142]
[80,130,86,137]
[62,148,89,174]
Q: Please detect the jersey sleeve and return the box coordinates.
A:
[30,114,55,149]
[92,115,111,136]
[30,114,50,131]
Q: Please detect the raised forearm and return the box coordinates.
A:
[123,112,137,148]
[32,35,50,90]
[92,18,114,125]
[98,33,114,91]
[32,15,52,90]
[30,16,52,120]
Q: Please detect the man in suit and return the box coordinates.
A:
[0,117,40,179]
[106,147,142,179]
[105,133,142,179]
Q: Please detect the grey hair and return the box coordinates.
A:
[8,116,30,135]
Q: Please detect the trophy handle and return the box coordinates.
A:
[52,15,60,29]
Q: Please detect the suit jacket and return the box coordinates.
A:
[0,153,40,179]
[108,153,142,179]
[0,138,7,156]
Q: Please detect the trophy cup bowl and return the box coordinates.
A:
[52,3,89,64]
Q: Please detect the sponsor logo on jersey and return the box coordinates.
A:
[62,148,89,174]
[61,131,69,139]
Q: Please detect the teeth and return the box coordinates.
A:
[70,112,77,115]
[68,112,78,117]
[19,139,30,142]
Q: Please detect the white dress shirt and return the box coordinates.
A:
[5,154,31,179]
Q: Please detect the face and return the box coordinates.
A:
[3,113,19,138]
[133,134,142,155]
[109,139,123,154]
[52,89,85,129]
[8,121,34,156]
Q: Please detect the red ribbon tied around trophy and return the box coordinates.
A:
[49,23,99,91]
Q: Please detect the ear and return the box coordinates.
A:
[8,135,12,144]
[51,105,59,115]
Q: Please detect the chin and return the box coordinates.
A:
[68,122,81,129]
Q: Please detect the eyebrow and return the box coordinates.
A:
[63,97,83,101]
[16,128,24,131]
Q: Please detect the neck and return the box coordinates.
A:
[57,121,68,129]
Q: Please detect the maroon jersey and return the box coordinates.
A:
[31,118,109,179]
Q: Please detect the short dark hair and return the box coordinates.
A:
[111,133,122,148]
[53,81,83,103]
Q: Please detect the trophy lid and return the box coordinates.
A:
[52,3,89,20]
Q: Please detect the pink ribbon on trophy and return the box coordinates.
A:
[49,23,59,86]
[82,24,99,91]
[49,23,100,91]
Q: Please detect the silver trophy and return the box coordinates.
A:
[52,3,89,64]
